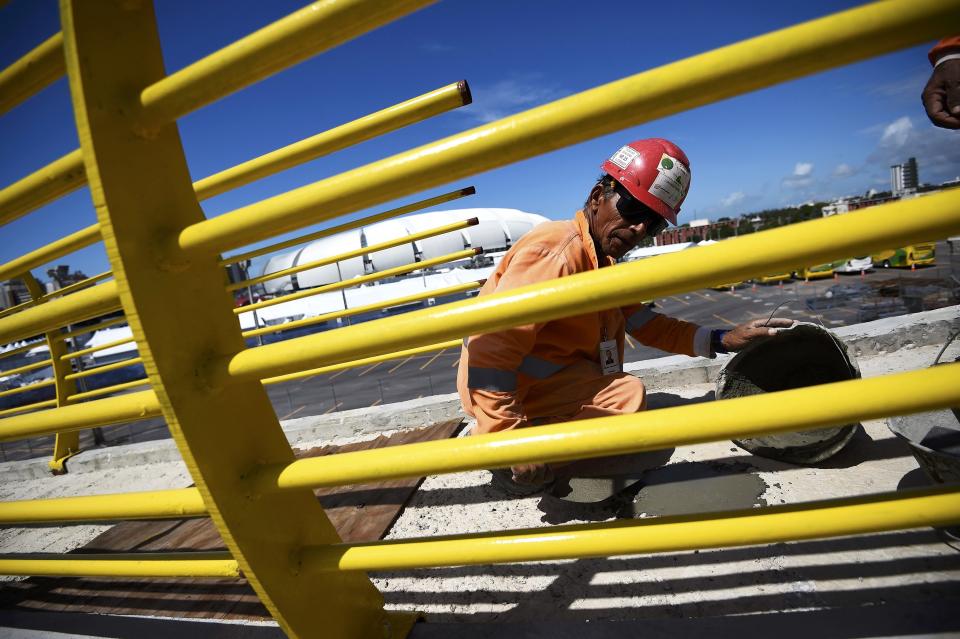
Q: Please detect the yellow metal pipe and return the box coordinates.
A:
[0,224,100,284]
[234,247,480,315]
[220,186,475,267]
[177,0,960,257]
[195,81,470,201]
[0,280,121,346]
[63,3,389,634]
[221,191,960,385]
[246,363,960,493]
[1,357,53,377]
[39,270,112,301]
[0,299,33,321]
[241,280,481,339]
[66,377,150,402]
[0,379,55,399]
[303,487,960,572]
[64,356,143,381]
[0,32,65,116]
[229,217,477,292]
[0,389,161,443]
[138,0,437,126]
[0,553,238,578]
[0,149,86,228]
[263,339,461,385]
[0,399,57,419]
[61,336,135,361]
[53,314,126,342]
[0,487,206,524]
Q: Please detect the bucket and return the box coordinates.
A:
[886,347,960,541]
[716,322,860,464]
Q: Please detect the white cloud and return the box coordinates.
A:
[833,163,854,178]
[459,74,570,124]
[880,116,913,147]
[720,191,745,207]
[793,162,813,177]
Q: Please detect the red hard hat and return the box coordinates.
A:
[600,138,691,225]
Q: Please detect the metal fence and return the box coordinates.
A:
[0,1,959,637]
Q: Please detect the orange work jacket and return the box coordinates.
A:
[456,210,712,434]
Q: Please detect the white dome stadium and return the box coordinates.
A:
[260,208,549,295]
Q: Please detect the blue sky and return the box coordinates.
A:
[2,0,958,278]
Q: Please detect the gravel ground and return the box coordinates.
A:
[1,342,958,627]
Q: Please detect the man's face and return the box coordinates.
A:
[589,182,665,260]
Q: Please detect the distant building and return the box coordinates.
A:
[658,218,739,245]
[890,157,918,195]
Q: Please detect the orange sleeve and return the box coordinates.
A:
[929,36,960,65]
[466,245,569,434]
[622,303,707,357]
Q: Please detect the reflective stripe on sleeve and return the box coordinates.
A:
[625,305,659,332]
[468,367,518,392]
[517,355,565,379]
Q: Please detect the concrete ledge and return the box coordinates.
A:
[0,305,955,482]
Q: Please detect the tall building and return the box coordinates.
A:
[890,157,918,195]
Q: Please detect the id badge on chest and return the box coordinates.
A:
[599,339,620,375]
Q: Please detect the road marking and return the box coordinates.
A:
[451,356,460,368]
[712,313,738,327]
[388,356,413,374]
[420,348,446,370]
[625,335,636,349]
[692,291,713,302]
[370,398,382,407]
[358,361,382,377]
[328,368,350,380]
[668,296,690,305]
[300,375,315,384]
[323,401,343,414]
[280,405,305,420]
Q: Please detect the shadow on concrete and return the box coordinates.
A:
[409,598,959,638]
[0,609,282,638]
[375,529,959,627]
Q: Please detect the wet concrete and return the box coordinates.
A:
[629,460,768,518]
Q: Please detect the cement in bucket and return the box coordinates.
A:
[716,322,860,464]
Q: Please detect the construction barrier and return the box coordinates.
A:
[0,1,958,638]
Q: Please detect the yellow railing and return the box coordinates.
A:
[1,1,959,638]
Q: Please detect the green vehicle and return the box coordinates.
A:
[872,243,936,268]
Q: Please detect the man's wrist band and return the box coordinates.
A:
[935,53,960,68]
[711,329,730,355]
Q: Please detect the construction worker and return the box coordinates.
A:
[922,36,960,129]
[456,138,791,494]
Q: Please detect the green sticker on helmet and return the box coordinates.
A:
[661,157,674,170]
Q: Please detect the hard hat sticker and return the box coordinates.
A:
[608,145,640,170]
[649,153,690,209]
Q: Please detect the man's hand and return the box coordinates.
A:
[511,462,554,486]
[922,59,960,129]
[721,318,794,352]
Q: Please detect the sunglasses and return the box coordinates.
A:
[612,182,669,236]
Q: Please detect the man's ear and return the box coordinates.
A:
[587,184,604,212]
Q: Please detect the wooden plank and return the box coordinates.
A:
[0,419,463,620]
